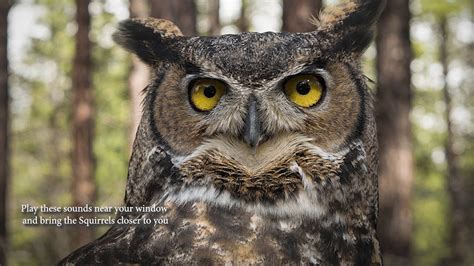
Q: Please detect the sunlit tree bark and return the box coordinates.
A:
[282,0,322,32]
[149,0,197,36]
[439,16,467,266]
[128,0,149,148]
[207,0,220,35]
[71,0,96,248]
[236,0,249,32]
[375,0,414,264]
[0,1,11,265]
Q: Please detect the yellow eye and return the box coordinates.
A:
[190,79,226,111]
[284,74,324,108]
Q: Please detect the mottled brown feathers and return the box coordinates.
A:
[316,1,358,30]
[132,17,183,37]
[178,142,343,202]
[60,0,385,264]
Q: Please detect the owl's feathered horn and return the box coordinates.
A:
[314,0,386,55]
[112,18,185,65]
[317,0,386,30]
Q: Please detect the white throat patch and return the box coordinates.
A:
[159,134,362,219]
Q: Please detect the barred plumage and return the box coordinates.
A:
[61,0,386,264]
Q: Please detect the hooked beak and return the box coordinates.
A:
[243,95,263,149]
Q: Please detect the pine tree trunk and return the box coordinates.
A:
[128,0,149,148]
[207,0,220,36]
[440,16,466,266]
[71,0,96,249]
[236,0,249,32]
[282,0,322,32]
[0,1,10,265]
[375,0,413,264]
[149,0,197,36]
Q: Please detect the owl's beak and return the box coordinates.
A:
[243,95,263,150]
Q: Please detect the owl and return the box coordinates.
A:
[61,0,385,264]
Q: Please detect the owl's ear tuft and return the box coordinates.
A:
[113,18,183,65]
[316,0,386,55]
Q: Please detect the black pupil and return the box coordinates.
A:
[296,80,311,95]
[203,85,216,98]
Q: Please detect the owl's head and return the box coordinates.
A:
[116,0,384,216]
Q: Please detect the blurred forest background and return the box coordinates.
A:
[0,0,472,265]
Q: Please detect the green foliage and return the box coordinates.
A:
[411,0,473,264]
[10,0,129,264]
[418,0,467,18]
[412,115,450,266]
[90,1,129,208]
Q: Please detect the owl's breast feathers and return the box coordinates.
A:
[60,135,381,265]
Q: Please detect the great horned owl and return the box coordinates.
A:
[61,0,385,264]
